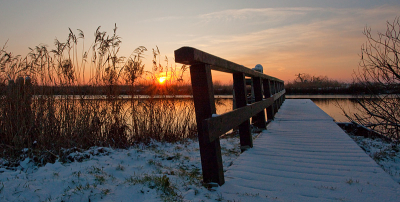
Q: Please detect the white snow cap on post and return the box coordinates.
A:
[253,64,263,73]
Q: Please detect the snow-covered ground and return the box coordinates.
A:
[0,134,245,202]
[1,130,399,202]
[348,134,400,184]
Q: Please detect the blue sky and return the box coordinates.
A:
[1,0,399,83]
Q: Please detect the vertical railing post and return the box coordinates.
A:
[281,83,284,105]
[272,81,278,115]
[282,82,286,102]
[263,79,274,121]
[279,82,284,106]
[252,77,266,128]
[278,82,281,106]
[233,72,253,152]
[190,63,224,186]
[273,81,277,108]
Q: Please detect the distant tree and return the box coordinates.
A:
[285,73,344,94]
[347,17,400,140]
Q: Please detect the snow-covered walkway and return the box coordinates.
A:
[216,99,400,201]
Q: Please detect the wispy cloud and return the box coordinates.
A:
[199,7,313,22]
[181,5,400,81]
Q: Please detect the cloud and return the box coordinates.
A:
[193,5,400,41]
[180,5,400,81]
[198,7,313,22]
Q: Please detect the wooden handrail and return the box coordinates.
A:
[175,47,283,82]
[175,46,285,186]
[204,89,285,143]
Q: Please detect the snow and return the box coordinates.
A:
[1,99,400,201]
[349,134,400,184]
[0,138,243,201]
[215,99,400,201]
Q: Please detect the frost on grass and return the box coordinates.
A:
[349,134,400,184]
[0,134,244,201]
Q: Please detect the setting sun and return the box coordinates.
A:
[158,76,167,84]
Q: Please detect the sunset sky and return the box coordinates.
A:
[1,0,399,84]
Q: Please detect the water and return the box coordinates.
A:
[308,98,354,122]
[38,94,358,123]
[215,95,360,123]
[286,95,360,122]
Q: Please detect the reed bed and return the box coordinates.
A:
[0,25,196,165]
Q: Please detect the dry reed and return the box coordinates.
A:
[0,25,196,166]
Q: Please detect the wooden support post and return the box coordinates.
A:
[279,83,283,107]
[279,83,284,106]
[280,83,284,105]
[282,82,286,103]
[252,77,266,128]
[276,82,280,107]
[263,79,274,121]
[233,72,253,152]
[271,81,278,115]
[190,64,224,186]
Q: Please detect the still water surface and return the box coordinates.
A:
[215,95,358,123]
[286,96,357,122]
[49,95,356,123]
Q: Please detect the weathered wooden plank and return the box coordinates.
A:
[272,81,279,114]
[274,89,286,101]
[175,47,283,82]
[190,63,224,185]
[233,72,252,151]
[277,82,282,108]
[252,77,266,128]
[263,79,275,120]
[204,97,275,142]
[204,89,285,142]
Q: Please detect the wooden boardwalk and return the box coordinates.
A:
[217,99,400,201]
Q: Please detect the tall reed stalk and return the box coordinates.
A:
[0,25,196,164]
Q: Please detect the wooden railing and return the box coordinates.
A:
[175,47,285,186]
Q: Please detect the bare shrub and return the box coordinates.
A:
[347,17,400,141]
